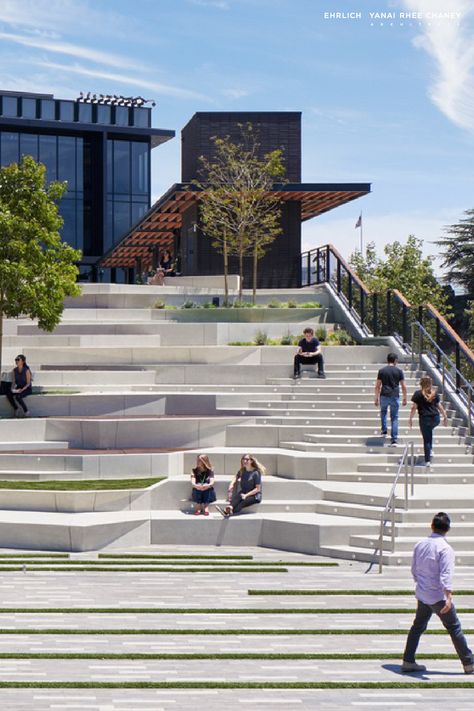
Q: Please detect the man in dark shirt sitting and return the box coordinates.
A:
[374,352,407,445]
[293,327,325,379]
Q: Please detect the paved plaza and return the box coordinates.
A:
[0,545,472,709]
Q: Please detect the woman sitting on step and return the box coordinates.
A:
[5,354,32,418]
[217,454,264,517]
[191,454,216,516]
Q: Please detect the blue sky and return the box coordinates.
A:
[0,0,473,269]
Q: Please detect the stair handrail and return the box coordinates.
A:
[378,441,415,574]
[411,320,473,437]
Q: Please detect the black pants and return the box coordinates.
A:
[294,353,324,375]
[5,387,31,413]
[230,489,261,515]
[419,414,440,463]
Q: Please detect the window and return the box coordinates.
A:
[78,103,92,123]
[76,138,84,193]
[113,200,130,242]
[115,106,129,126]
[20,133,38,161]
[0,131,19,166]
[39,135,57,181]
[59,101,74,122]
[58,198,76,248]
[113,140,130,194]
[40,100,55,120]
[131,142,149,196]
[21,98,37,119]
[58,136,76,191]
[133,108,150,128]
[1,96,18,117]
[97,105,111,124]
[132,202,147,224]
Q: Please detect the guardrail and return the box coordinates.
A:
[378,442,415,573]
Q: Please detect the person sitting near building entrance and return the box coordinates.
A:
[160,249,176,277]
[216,454,264,517]
[190,454,216,516]
[293,327,325,379]
[5,354,32,418]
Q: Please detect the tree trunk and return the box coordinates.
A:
[238,247,244,302]
[252,245,258,304]
[223,234,229,307]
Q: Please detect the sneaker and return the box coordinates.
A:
[425,462,431,471]
[464,663,474,674]
[381,430,388,436]
[23,411,31,418]
[293,373,301,380]
[390,440,398,446]
[401,661,426,673]
[215,505,227,518]
[317,372,326,379]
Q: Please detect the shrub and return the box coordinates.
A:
[315,326,327,342]
[300,301,322,308]
[181,300,199,309]
[287,299,298,308]
[228,341,253,346]
[254,330,268,345]
[233,300,255,308]
[280,332,294,345]
[203,301,217,309]
[328,329,354,345]
[266,299,282,308]
[153,299,166,309]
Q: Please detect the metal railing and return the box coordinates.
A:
[378,442,415,573]
[411,321,474,437]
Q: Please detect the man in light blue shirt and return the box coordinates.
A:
[402,512,474,674]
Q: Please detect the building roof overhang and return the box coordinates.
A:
[98,181,371,268]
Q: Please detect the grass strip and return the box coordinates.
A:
[0,682,470,689]
[248,589,474,596]
[0,652,461,660]
[99,554,254,560]
[0,606,439,614]
[0,477,165,491]
[0,567,287,574]
[0,554,69,559]
[0,560,335,567]
[0,628,472,635]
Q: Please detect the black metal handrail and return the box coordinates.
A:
[300,244,474,391]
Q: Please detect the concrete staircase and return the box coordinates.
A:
[0,283,473,563]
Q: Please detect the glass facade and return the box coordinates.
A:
[0,129,85,250]
[105,139,149,252]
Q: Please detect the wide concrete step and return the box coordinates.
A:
[351,533,474,552]
[317,543,474,565]
[328,471,474,484]
[0,441,69,452]
[358,462,474,475]
[280,441,472,459]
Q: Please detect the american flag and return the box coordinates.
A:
[355,214,362,229]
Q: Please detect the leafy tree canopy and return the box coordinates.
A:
[0,155,81,372]
[436,209,474,295]
[349,235,450,314]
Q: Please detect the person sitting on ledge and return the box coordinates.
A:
[160,249,176,277]
[190,454,216,516]
[216,454,264,517]
[5,354,32,418]
[293,327,325,379]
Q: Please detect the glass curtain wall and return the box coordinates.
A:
[0,130,84,251]
[105,138,149,252]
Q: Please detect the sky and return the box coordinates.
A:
[0,0,473,270]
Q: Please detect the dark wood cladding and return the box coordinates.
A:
[181,112,301,183]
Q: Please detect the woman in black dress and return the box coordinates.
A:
[219,454,265,517]
[160,250,175,276]
[409,376,448,469]
[5,354,32,417]
[191,454,216,516]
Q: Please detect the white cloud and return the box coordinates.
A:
[401,0,474,131]
[0,30,144,70]
[187,0,230,9]
[222,88,251,99]
[36,61,210,102]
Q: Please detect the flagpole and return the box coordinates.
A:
[360,211,363,254]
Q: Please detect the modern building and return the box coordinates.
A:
[101,111,370,287]
[0,90,174,278]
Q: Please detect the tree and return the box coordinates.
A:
[436,210,474,295]
[349,235,450,312]
[197,124,285,303]
[0,155,81,377]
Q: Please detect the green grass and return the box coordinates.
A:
[0,554,69,558]
[0,567,288,573]
[3,559,335,567]
[0,477,165,490]
[99,554,254,560]
[0,682,470,689]
[248,589,474,596]
[1,628,472,635]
